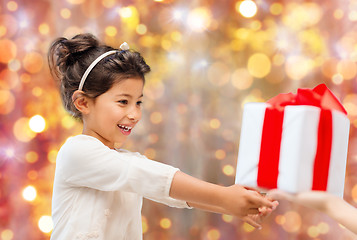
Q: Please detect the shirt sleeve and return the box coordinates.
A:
[57,135,181,201]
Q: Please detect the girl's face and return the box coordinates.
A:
[82,77,144,149]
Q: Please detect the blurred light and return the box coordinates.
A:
[159,218,171,229]
[150,112,162,124]
[13,117,36,142]
[5,148,15,158]
[102,0,116,8]
[193,58,209,70]
[343,94,357,116]
[186,7,211,32]
[26,151,39,163]
[136,24,147,35]
[332,73,343,85]
[222,165,235,176]
[8,59,21,71]
[337,59,357,80]
[272,54,285,66]
[307,226,319,238]
[38,215,53,233]
[282,211,301,233]
[247,53,271,78]
[349,10,357,21]
[32,87,43,97]
[352,184,357,203]
[334,9,344,20]
[29,115,46,133]
[285,55,313,81]
[48,150,58,163]
[22,185,37,202]
[209,118,221,129]
[39,23,50,35]
[170,31,182,41]
[61,115,77,129]
[206,228,220,240]
[275,215,286,225]
[222,214,233,223]
[119,7,133,18]
[270,3,283,15]
[142,216,149,233]
[7,1,18,12]
[23,52,44,73]
[1,229,13,240]
[242,222,255,232]
[0,90,15,114]
[27,170,38,180]
[215,149,226,160]
[0,39,17,63]
[148,134,159,144]
[231,68,253,90]
[66,0,84,4]
[172,8,186,21]
[0,26,7,37]
[105,26,117,37]
[237,0,258,18]
[60,8,71,19]
[317,222,329,234]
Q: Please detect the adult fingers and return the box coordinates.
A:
[242,216,262,229]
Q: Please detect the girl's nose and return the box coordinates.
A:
[127,107,141,122]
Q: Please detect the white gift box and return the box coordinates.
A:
[235,102,350,197]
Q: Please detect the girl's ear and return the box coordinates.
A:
[72,90,90,115]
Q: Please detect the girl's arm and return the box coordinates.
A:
[170,171,277,228]
[268,190,357,235]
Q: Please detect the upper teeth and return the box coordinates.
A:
[118,124,132,131]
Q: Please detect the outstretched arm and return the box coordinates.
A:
[268,190,357,234]
[170,171,278,228]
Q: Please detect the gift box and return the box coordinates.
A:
[235,84,350,197]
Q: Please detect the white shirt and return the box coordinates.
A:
[51,135,190,240]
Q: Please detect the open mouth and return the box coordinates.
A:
[117,124,132,132]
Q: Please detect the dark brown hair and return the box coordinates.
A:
[48,33,151,119]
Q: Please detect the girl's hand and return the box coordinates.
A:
[221,185,278,219]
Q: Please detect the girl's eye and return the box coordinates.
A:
[118,100,128,105]
[136,101,143,106]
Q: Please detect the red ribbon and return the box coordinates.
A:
[257,84,347,190]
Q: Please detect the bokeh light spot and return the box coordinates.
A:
[215,149,226,160]
[282,211,301,233]
[48,150,58,163]
[38,215,53,233]
[352,184,357,203]
[206,228,220,240]
[142,216,149,233]
[13,117,36,142]
[150,112,163,124]
[270,3,283,15]
[231,68,253,90]
[29,115,46,133]
[159,218,172,229]
[60,8,71,19]
[136,24,147,35]
[187,7,211,32]
[222,165,235,176]
[23,52,44,74]
[0,39,17,63]
[39,23,50,35]
[242,222,255,232]
[209,118,221,129]
[222,214,233,223]
[285,55,313,81]
[26,151,39,163]
[247,53,271,78]
[237,0,258,18]
[307,226,319,238]
[1,229,14,240]
[0,90,15,115]
[7,1,18,11]
[22,185,37,202]
[105,26,117,37]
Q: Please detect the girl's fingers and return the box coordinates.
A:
[247,208,260,215]
[242,216,262,229]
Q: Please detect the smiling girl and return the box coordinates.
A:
[48,33,277,240]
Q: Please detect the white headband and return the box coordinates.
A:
[78,42,130,91]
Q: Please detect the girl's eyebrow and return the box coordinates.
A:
[116,93,144,98]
